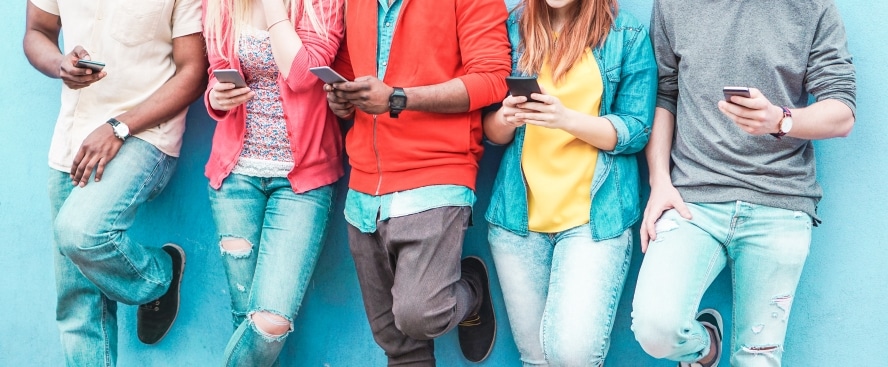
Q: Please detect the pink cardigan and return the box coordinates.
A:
[202,0,344,193]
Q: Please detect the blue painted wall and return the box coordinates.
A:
[2,0,886,365]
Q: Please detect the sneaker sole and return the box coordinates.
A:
[465,255,496,363]
[151,243,186,344]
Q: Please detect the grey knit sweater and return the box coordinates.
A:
[651,0,856,219]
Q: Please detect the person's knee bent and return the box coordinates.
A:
[631,310,686,359]
[391,300,448,340]
[250,311,291,339]
[54,210,108,261]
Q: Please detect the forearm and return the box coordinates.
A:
[483,108,517,145]
[24,32,63,78]
[263,1,302,78]
[787,99,854,140]
[404,78,470,114]
[118,34,208,134]
[562,111,618,151]
[117,66,206,134]
[646,107,675,186]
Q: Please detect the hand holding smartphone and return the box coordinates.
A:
[309,66,349,84]
[723,86,751,103]
[213,69,248,88]
[76,59,106,72]
[505,76,543,102]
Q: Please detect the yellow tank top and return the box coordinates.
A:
[522,49,603,233]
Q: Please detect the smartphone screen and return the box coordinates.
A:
[213,69,248,88]
[505,76,543,102]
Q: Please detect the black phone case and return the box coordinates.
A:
[506,76,542,101]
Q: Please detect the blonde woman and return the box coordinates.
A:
[202,0,344,365]
[484,0,656,365]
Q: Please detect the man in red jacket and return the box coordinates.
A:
[325,0,511,365]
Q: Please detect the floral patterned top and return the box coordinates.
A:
[232,29,295,178]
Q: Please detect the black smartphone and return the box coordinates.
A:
[309,66,349,84]
[505,76,543,102]
[723,86,751,102]
[76,59,105,72]
[213,69,248,88]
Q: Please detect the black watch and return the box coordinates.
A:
[388,87,407,118]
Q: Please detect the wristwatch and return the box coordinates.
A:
[771,107,793,139]
[107,118,130,141]
[388,87,407,118]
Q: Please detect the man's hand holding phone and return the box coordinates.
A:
[718,87,785,136]
[210,69,254,111]
[329,76,393,115]
[60,46,106,90]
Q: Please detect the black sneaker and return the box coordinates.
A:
[137,243,186,344]
[457,256,496,363]
[679,308,723,367]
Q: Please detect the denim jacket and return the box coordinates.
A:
[485,9,657,240]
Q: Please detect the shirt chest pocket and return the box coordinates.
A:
[110,1,166,47]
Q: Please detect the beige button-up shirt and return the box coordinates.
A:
[31,0,202,171]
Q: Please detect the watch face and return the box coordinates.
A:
[115,123,130,138]
[391,95,407,109]
[781,116,793,133]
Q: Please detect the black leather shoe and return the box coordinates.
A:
[458,256,496,363]
[137,243,185,344]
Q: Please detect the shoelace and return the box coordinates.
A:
[458,315,481,327]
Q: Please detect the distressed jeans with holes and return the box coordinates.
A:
[48,137,177,367]
[489,225,632,367]
[631,201,811,367]
[208,174,333,367]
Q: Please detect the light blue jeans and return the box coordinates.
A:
[631,201,812,367]
[48,137,178,367]
[208,174,333,367]
[489,224,632,367]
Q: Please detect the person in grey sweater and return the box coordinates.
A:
[630,0,856,366]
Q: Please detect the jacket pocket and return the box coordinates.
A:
[110,1,165,47]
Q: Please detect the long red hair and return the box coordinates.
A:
[517,0,618,82]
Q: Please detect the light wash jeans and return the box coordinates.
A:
[632,201,812,367]
[48,137,178,367]
[208,174,334,367]
[489,224,632,367]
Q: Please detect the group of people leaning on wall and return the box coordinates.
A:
[22,0,856,365]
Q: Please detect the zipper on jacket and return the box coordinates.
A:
[373,114,383,195]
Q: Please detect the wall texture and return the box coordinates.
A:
[1,0,885,365]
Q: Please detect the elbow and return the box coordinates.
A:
[837,115,855,138]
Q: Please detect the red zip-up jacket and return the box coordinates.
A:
[203,0,345,193]
[333,0,511,195]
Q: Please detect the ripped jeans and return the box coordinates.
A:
[631,201,811,367]
[209,174,334,367]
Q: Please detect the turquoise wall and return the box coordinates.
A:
[2,0,886,365]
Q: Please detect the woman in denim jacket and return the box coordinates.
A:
[484,0,656,365]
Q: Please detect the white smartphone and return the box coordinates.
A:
[213,69,248,88]
[309,66,349,84]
